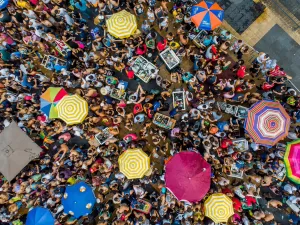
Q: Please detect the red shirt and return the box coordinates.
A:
[126,70,134,79]
[221,139,233,149]
[262,82,274,91]
[222,188,233,195]
[245,195,256,206]
[136,44,147,55]
[235,85,244,92]
[237,66,246,78]
[157,39,167,51]
[232,197,242,211]
[269,65,286,77]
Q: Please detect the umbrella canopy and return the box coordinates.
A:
[0,121,42,181]
[26,207,54,225]
[191,1,224,30]
[40,87,68,118]
[205,193,234,223]
[56,94,88,125]
[118,148,150,179]
[284,139,300,184]
[0,0,9,10]
[245,100,290,146]
[62,181,96,218]
[165,152,211,203]
[106,10,137,39]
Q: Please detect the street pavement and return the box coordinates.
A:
[254,24,300,91]
[214,0,265,34]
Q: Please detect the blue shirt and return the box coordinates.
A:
[75,0,87,11]
[21,74,33,89]
[203,36,212,46]
[232,93,244,101]
[54,64,67,72]
[289,214,299,224]
[217,121,229,132]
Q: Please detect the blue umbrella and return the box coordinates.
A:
[62,181,96,218]
[0,0,9,10]
[26,207,54,225]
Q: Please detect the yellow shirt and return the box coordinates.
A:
[169,41,180,50]
[16,0,32,9]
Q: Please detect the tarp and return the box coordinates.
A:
[0,121,42,181]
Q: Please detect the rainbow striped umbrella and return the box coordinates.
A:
[284,139,300,184]
[245,100,290,146]
[40,87,68,118]
[191,1,224,30]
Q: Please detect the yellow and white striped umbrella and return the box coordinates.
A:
[106,10,137,39]
[118,148,150,179]
[204,193,234,223]
[56,94,88,125]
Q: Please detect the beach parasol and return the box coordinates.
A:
[26,207,54,225]
[0,121,42,181]
[165,151,211,203]
[40,87,67,118]
[0,0,9,10]
[56,94,88,125]
[245,100,290,146]
[284,139,300,184]
[204,193,234,223]
[62,181,96,218]
[191,1,224,30]
[118,148,150,179]
[106,10,137,39]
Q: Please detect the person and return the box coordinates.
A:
[134,2,144,16]
[0,1,297,225]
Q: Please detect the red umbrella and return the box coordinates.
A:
[165,151,211,203]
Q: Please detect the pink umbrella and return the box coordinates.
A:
[165,151,211,203]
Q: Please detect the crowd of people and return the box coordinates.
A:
[0,0,300,224]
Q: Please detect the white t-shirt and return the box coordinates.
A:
[284,184,297,194]
[23,10,37,19]
[0,68,9,76]
[256,53,268,64]
[29,19,41,29]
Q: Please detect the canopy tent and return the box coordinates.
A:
[0,121,42,181]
